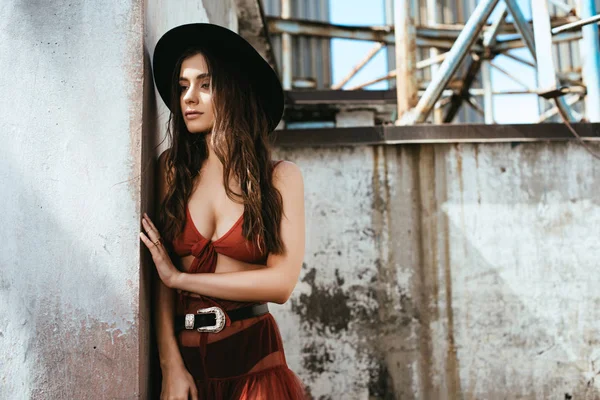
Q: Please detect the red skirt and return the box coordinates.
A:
[177,296,306,399]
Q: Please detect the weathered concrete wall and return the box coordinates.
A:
[273,142,600,399]
[0,1,146,399]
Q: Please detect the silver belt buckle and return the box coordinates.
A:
[196,306,226,333]
[184,314,195,330]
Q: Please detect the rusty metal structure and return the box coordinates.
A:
[253,0,600,146]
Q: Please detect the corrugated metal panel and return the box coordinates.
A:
[262,0,332,89]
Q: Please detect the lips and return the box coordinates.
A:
[185,110,203,120]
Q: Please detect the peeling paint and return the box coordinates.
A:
[275,142,600,398]
[291,267,352,335]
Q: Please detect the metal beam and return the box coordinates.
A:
[532,0,560,96]
[280,0,292,90]
[538,94,583,122]
[490,61,533,90]
[548,0,576,15]
[504,0,537,58]
[502,51,536,68]
[266,16,470,44]
[579,0,600,122]
[482,4,507,124]
[427,0,443,122]
[504,0,576,121]
[400,0,500,124]
[331,42,384,89]
[494,30,582,52]
[482,61,494,123]
[444,55,483,122]
[394,0,417,118]
[273,123,600,147]
[552,13,600,34]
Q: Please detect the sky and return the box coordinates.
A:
[328,0,541,123]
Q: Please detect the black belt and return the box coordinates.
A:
[174,304,269,334]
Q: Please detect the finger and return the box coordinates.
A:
[143,212,160,232]
[139,232,159,252]
[190,386,199,400]
[141,218,160,243]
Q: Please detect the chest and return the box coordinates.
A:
[188,174,245,243]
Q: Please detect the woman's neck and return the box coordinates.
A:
[204,133,222,170]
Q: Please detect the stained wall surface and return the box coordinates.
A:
[273,142,600,399]
[0,1,146,398]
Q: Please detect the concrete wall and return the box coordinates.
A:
[4,1,599,399]
[0,1,146,398]
[0,1,238,398]
[273,142,600,399]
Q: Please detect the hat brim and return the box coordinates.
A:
[152,23,284,131]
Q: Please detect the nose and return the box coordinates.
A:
[183,85,198,105]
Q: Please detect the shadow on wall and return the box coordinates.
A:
[272,143,600,399]
[1,1,152,398]
[142,39,164,400]
[1,156,142,398]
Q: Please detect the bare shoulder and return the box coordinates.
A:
[273,160,303,189]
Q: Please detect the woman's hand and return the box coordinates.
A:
[140,212,181,289]
[161,364,198,400]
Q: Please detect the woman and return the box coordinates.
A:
[139,23,306,399]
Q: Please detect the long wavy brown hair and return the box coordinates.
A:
[158,47,285,255]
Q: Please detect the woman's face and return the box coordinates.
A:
[179,53,215,134]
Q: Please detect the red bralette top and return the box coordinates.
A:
[169,160,283,311]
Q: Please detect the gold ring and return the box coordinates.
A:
[153,238,162,246]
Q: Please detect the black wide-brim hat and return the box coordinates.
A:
[152,23,284,131]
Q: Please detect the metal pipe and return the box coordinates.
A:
[267,17,396,43]
[346,52,449,90]
[504,0,537,59]
[528,0,575,122]
[384,0,396,88]
[502,51,536,68]
[494,30,582,52]
[416,51,449,69]
[490,61,533,90]
[482,4,506,124]
[552,13,600,34]
[281,0,292,90]
[483,4,507,48]
[538,94,583,122]
[579,0,600,121]
[548,0,577,15]
[394,0,417,119]
[400,0,500,124]
[532,0,559,94]
[346,71,396,90]
[465,96,485,116]
[331,42,384,89]
[267,17,468,44]
[427,0,442,123]
[482,62,494,123]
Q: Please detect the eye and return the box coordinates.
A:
[201,83,210,89]
[179,85,189,93]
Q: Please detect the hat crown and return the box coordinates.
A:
[152,23,284,131]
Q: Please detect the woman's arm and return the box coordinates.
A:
[153,151,185,370]
[172,161,305,304]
